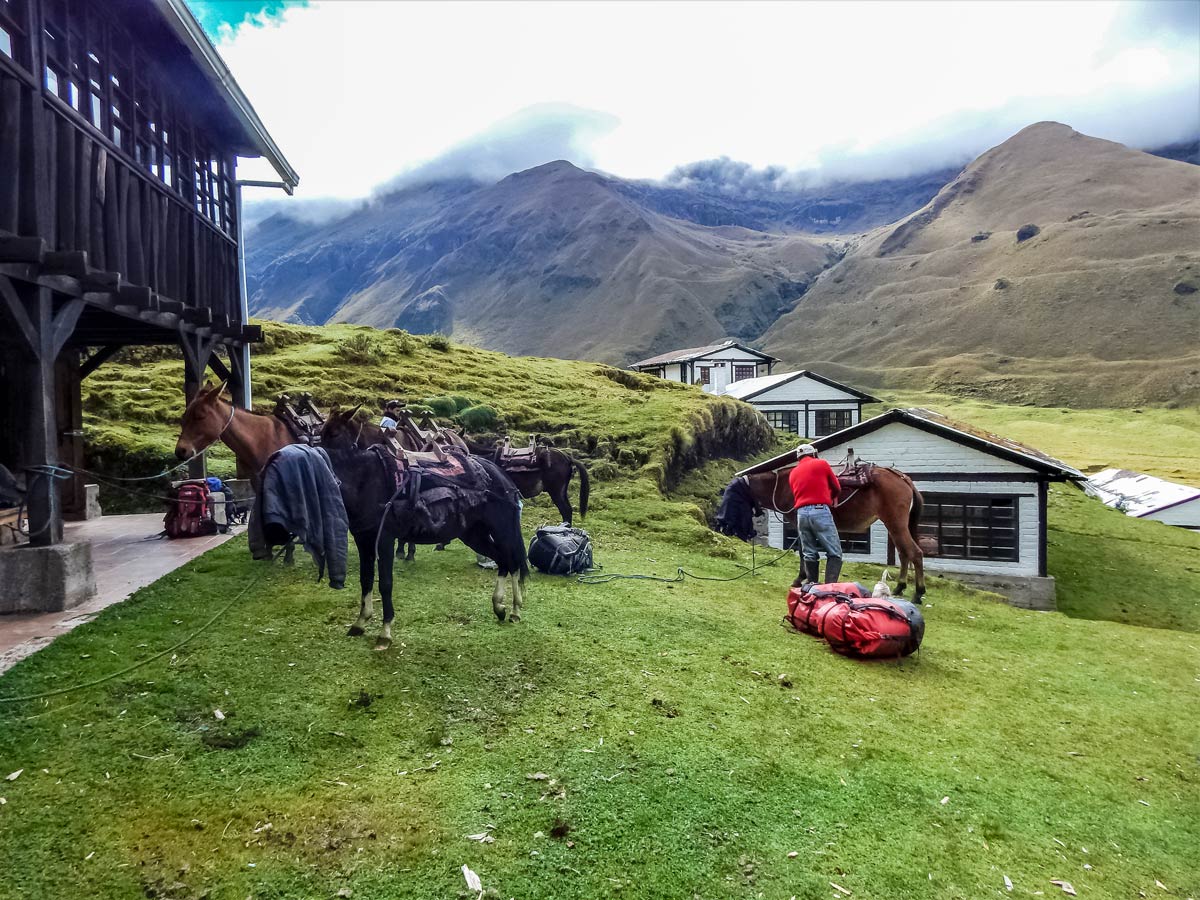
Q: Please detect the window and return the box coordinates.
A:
[814,409,854,436]
[699,367,711,385]
[839,529,872,554]
[765,410,799,433]
[0,0,24,64]
[918,493,1019,562]
[734,365,756,381]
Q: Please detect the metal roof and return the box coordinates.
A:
[721,369,879,403]
[631,340,778,369]
[1086,468,1200,517]
[155,0,299,190]
[737,407,1085,479]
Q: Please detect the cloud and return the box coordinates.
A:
[376,104,619,194]
[217,0,1198,208]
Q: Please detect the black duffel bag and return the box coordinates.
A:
[528,524,595,575]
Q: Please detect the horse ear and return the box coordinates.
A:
[348,403,362,419]
[215,379,229,397]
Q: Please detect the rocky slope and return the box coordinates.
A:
[763,123,1200,406]
[247,163,838,364]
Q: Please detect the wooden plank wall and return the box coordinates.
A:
[0,69,240,325]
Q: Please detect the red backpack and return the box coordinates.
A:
[164,481,218,539]
[786,582,925,659]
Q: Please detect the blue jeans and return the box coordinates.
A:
[796,505,842,563]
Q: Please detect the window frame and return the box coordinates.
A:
[917,492,1020,563]
[814,408,855,437]
[733,364,757,381]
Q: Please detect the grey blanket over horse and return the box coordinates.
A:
[251,444,348,588]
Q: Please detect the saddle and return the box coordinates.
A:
[835,452,876,491]
[273,393,326,444]
[374,447,503,536]
[494,436,544,472]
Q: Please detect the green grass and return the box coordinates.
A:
[3,323,1196,897]
[2,517,1198,900]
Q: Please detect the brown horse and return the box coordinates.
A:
[744,465,928,601]
[462,437,590,525]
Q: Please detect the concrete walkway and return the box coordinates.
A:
[0,515,242,675]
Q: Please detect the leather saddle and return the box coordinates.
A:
[494,436,543,471]
[274,392,326,444]
[835,455,876,490]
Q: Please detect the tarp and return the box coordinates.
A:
[786,582,924,659]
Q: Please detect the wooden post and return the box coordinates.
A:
[178,324,217,480]
[0,276,84,546]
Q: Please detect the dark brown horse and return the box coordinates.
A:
[745,465,928,601]
[463,437,590,525]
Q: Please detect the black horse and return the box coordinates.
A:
[461,437,590,525]
[321,432,530,649]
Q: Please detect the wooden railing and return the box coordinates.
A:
[0,67,241,324]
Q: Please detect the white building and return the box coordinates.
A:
[1086,468,1200,530]
[720,370,879,437]
[631,340,777,394]
[737,408,1085,609]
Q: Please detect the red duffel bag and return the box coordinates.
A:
[786,582,925,659]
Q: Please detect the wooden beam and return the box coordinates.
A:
[0,274,37,352]
[0,235,47,263]
[50,298,85,357]
[79,343,123,379]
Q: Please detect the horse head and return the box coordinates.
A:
[320,405,363,450]
[175,381,230,460]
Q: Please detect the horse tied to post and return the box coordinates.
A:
[744,462,929,602]
[320,412,529,648]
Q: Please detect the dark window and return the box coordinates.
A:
[0,0,25,65]
[839,528,871,554]
[734,365,756,381]
[918,493,1019,562]
[765,410,799,433]
[699,367,711,385]
[783,516,871,556]
[814,409,854,436]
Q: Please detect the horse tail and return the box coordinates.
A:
[907,482,935,556]
[573,456,590,519]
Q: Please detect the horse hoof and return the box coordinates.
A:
[347,624,365,637]
[374,637,392,651]
[494,606,507,622]
[895,583,907,596]
[510,612,522,623]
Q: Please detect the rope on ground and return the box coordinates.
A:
[0,547,285,705]
[577,534,801,585]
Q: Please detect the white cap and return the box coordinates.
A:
[796,444,818,457]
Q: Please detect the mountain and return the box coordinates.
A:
[762,123,1200,406]
[247,162,838,363]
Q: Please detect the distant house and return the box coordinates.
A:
[631,340,777,394]
[720,370,879,436]
[737,408,1085,609]
[1086,469,1200,530]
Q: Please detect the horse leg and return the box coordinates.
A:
[461,526,507,621]
[376,535,397,649]
[509,574,524,622]
[892,532,925,604]
[550,482,572,526]
[490,570,508,622]
[348,529,376,636]
[913,545,926,604]
[404,541,415,562]
[896,554,910,597]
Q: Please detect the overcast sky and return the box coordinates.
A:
[190,0,1200,203]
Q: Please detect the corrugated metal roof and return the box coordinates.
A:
[720,371,798,399]
[737,407,1085,479]
[631,340,777,368]
[1086,468,1200,517]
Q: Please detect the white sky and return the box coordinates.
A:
[219,0,1200,202]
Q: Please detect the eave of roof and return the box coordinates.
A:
[1087,468,1200,516]
[726,369,880,403]
[631,340,780,369]
[737,407,1084,479]
[157,0,299,190]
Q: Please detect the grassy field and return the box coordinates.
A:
[1,513,1197,900]
[2,324,1198,898]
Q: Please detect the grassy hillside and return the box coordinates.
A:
[2,322,1198,897]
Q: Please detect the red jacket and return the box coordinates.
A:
[788,457,841,507]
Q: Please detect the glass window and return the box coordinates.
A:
[765,411,799,433]
[734,365,756,381]
[918,494,1019,562]
[699,367,711,385]
[814,409,854,436]
[0,25,12,59]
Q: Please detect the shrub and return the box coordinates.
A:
[596,366,656,391]
[422,396,458,418]
[449,394,476,412]
[458,404,500,431]
[425,333,452,351]
[1016,224,1040,243]
[336,333,387,365]
[387,329,417,355]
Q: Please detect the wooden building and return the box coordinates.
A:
[720,369,878,436]
[0,0,297,555]
[737,408,1084,608]
[631,340,777,393]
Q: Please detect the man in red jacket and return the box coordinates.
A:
[788,444,843,586]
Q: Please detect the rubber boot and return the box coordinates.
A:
[823,557,843,585]
[805,558,820,585]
